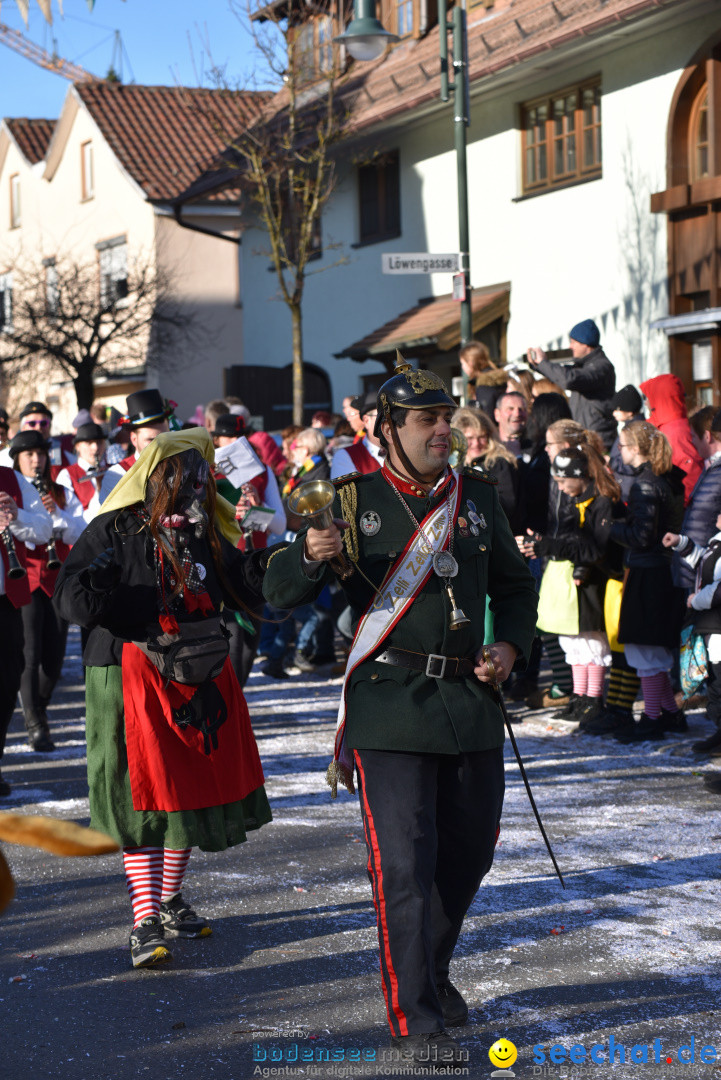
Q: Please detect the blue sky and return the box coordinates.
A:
[0,0,263,121]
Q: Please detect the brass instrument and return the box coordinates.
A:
[30,469,62,571]
[286,479,354,580]
[0,527,26,579]
[448,427,468,470]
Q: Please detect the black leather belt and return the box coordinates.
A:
[375,647,475,679]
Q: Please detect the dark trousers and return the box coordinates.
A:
[225,605,262,688]
[354,747,504,1036]
[19,589,68,721]
[706,658,721,728]
[0,597,24,759]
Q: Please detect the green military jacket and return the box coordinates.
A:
[263,466,538,754]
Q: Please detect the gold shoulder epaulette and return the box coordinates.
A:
[332,472,361,487]
[463,464,498,485]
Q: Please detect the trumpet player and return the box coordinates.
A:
[9,431,84,753]
[56,421,108,524]
[0,457,53,796]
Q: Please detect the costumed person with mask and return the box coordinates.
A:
[54,429,272,968]
[263,355,537,1067]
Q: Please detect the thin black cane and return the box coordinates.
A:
[482,646,566,889]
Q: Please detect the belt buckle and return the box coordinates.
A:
[425,653,447,678]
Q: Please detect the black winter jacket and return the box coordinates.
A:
[609,464,685,568]
[469,455,524,535]
[673,454,721,588]
[535,347,617,449]
[608,413,645,503]
[54,507,270,667]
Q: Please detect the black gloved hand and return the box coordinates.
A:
[87,547,121,592]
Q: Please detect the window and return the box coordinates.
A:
[379,0,419,39]
[44,258,59,317]
[0,272,13,332]
[690,85,709,181]
[521,79,602,195]
[295,15,334,84]
[395,0,414,36]
[358,151,400,245]
[9,174,20,229]
[97,236,128,307]
[81,140,94,200]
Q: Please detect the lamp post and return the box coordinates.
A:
[336,0,473,393]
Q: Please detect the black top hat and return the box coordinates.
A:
[211,413,246,439]
[374,352,455,437]
[124,389,171,428]
[19,400,53,420]
[73,422,107,446]
[9,430,51,457]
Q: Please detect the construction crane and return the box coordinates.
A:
[0,20,95,81]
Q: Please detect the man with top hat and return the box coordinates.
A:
[263,355,537,1067]
[330,391,385,478]
[0,451,53,795]
[56,422,108,523]
[99,390,171,503]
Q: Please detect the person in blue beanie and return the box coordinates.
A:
[526,318,617,449]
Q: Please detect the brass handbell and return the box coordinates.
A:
[286,479,354,580]
[445,581,470,630]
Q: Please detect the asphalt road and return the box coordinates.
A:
[2,628,721,1080]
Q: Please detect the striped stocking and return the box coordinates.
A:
[571,665,588,696]
[161,848,192,901]
[587,664,605,699]
[123,847,163,927]
[640,673,665,719]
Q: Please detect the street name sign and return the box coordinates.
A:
[381,253,461,274]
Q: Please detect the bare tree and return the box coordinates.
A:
[0,251,212,410]
[184,0,349,424]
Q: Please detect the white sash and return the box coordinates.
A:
[332,474,461,774]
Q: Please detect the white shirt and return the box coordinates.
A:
[330,437,384,479]
[56,456,104,524]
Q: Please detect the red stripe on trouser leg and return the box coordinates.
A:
[123,846,163,927]
[161,848,191,900]
[354,750,408,1038]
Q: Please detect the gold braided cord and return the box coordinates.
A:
[338,482,359,562]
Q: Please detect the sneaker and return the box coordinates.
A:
[390,1031,465,1067]
[292,651,316,673]
[159,893,212,938]
[575,696,604,728]
[437,980,468,1027]
[693,730,721,754]
[583,707,634,736]
[659,707,688,733]
[614,712,666,743]
[129,916,173,969]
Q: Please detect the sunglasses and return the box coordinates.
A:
[24,419,50,428]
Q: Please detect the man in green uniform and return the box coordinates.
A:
[263,357,537,1067]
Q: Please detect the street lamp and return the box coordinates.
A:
[336,0,473,386]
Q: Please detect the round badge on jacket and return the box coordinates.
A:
[360,510,381,536]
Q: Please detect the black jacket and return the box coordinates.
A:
[54,508,269,667]
[609,464,685,568]
[608,413,645,503]
[535,347,617,449]
[469,455,524,535]
[673,454,721,588]
[676,534,721,635]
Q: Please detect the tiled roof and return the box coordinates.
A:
[5,118,55,163]
[336,283,510,360]
[74,82,270,202]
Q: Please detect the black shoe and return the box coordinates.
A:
[693,730,721,753]
[575,696,604,728]
[660,707,688,733]
[129,916,173,969]
[27,726,55,753]
[390,1031,465,1067]
[0,769,10,797]
[614,712,666,743]
[159,893,212,938]
[551,694,581,721]
[261,658,289,679]
[437,980,468,1027]
[703,772,721,793]
[584,707,634,736]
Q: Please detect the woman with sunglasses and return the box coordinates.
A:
[9,431,85,752]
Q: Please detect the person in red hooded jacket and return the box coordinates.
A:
[639,374,703,506]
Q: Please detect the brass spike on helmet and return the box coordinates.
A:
[394,349,412,375]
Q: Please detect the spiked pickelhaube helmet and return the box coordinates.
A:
[373,351,456,438]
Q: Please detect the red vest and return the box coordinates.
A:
[25,538,71,598]
[0,467,31,608]
[120,454,136,472]
[346,441,381,475]
[65,462,98,510]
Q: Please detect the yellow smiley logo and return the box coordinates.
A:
[489,1038,518,1069]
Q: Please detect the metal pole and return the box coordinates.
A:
[452,0,472,348]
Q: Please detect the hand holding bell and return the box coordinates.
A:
[287,480,354,580]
